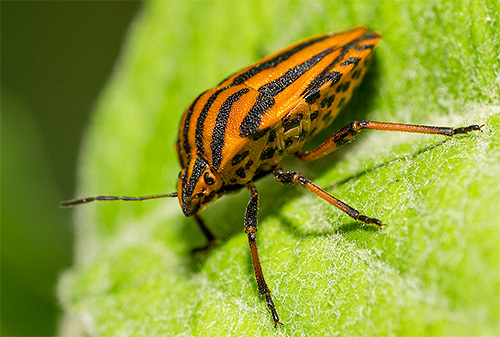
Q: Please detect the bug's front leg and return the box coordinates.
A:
[244,183,282,327]
[273,169,384,229]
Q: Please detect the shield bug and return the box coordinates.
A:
[61,26,483,326]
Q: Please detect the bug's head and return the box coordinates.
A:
[178,157,223,217]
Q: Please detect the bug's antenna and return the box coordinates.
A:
[60,193,178,207]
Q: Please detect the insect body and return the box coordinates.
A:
[62,26,482,326]
[175,26,381,218]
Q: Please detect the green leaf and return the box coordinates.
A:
[59,1,500,336]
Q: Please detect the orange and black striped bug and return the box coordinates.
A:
[61,26,483,326]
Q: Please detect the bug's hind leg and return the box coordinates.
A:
[297,120,482,161]
[273,169,384,230]
[191,213,219,253]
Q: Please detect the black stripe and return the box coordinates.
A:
[356,44,375,51]
[211,88,250,169]
[239,46,337,138]
[302,32,373,97]
[187,157,208,196]
[227,34,331,86]
[258,47,336,97]
[182,157,208,214]
[303,71,342,98]
[195,88,225,157]
[340,57,361,66]
[182,93,204,159]
[180,164,189,214]
[239,93,275,137]
[181,166,189,192]
[361,33,381,40]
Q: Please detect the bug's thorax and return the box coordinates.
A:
[177,157,223,217]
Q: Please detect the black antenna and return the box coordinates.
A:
[60,193,178,207]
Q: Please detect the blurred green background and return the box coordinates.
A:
[1,2,140,335]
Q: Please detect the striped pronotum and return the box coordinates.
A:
[62,26,482,326]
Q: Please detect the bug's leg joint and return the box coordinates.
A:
[245,226,257,241]
[273,169,306,185]
[342,120,365,133]
[357,120,370,128]
[332,121,363,147]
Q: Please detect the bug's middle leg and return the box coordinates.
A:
[273,169,384,229]
[244,183,282,326]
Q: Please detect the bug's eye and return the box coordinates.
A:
[204,172,215,185]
